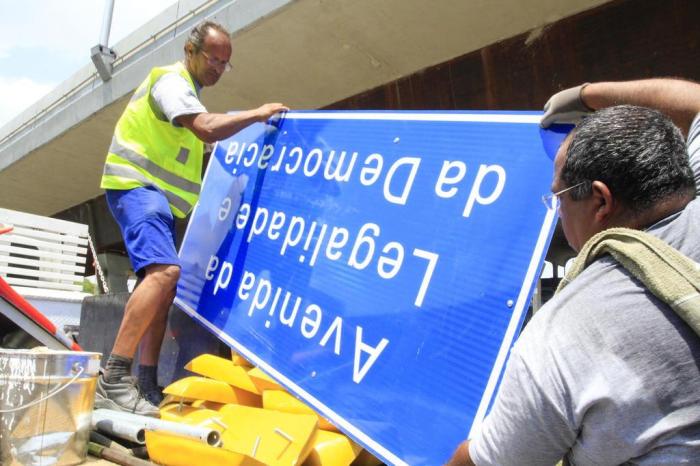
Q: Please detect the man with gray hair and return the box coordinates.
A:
[97,20,288,416]
[447,79,700,465]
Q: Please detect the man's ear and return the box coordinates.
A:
[590,180,616,225]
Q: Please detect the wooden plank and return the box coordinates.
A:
[0,234,88,256]
[0,208,88,237]
[0,235,87,255]
[4,276,83,292]
[0,209,89,295]
[7,225,88,246]
[0,254,85,273]
[0,266,82,283]
[0,244,84,264]
[11,286,89,301]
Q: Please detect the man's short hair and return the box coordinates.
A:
[186,21,230,53]
[562,105,695,213]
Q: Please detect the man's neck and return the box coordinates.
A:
[182,60,203,92]
[622,194,693,230]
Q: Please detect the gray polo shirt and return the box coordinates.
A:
[469,115,700,465]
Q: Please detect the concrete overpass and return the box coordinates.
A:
[0,0,609,217]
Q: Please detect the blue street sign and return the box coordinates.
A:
[176,111,562,465]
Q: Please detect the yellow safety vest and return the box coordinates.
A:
[100,62,203,218]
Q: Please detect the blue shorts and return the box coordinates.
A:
[105,186,179,276]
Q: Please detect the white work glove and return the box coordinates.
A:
[540,83,591,128]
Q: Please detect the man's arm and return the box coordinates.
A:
[444,340,577,466]
[542,78,700,135]
[445,440,476,466]
[582,79,700,135]
[177,103,288,143]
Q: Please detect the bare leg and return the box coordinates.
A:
[138,298,170,366]
[111,264,180,359]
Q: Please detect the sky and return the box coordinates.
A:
[0,0,178,129]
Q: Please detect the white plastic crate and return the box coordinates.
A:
[0,208,90,331]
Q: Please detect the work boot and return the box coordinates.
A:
[143,387,164,407]
[137,365,163,407]
[94,373,160,417]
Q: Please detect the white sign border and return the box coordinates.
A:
[176,111,555,466]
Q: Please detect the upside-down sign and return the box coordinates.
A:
[175,111,565,465]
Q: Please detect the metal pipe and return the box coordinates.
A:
[93,409,221,446]
[99,0,115,47]
[91,411,146,445]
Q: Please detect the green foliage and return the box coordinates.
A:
[81,278,97,295]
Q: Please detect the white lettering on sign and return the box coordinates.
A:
[223,141,509,217]
[258,144,275,169]
[435,161,507,217]
[205,127,519,386]
[353,326,389,384]
[224,143,495,208]
[213,260,234,295]
[204,265,390,383]
[435,160,467,198]
[463,164,506,217]
[325,151,357,182]
[230,203,439,308]
[383,156,420,206]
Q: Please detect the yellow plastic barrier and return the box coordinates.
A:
[147,354,383,466]
[160,393,196,407]
[263,390,340,432]
[159,403,223,426]
[352,449,384,466]
[303,430,362,466]
[218,404,318,465]
[231,350,254,368]
[186,354,261,394]
[248,366,283,391]
[145,431,264,466]
[164,376,262,406]
[191,399,226,411]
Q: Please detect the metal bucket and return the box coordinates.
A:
[0,349,101,466]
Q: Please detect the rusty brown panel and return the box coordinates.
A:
[327,56,480,110]
[465,0,700,108]
[527,0,700,95]
[327,0,700,111]
[447,52,489,110]
[399,64,458,109]
[324,83,397,110]
[479,42,541,110]
[394,74,416,109]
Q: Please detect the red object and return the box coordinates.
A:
[0,222,83,351]
[0,226,81,350]
[0,276,82,350]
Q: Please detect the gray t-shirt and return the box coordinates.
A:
[470,114,700,466]
[150,67,206,127]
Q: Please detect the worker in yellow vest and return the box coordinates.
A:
[96,21,287,416]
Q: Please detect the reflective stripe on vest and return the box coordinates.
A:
[102,164,192,216]
[100,62,203,218]
[107,137,200,194]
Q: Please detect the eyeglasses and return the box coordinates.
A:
[201,50,233,72]
[542,180,588,210]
